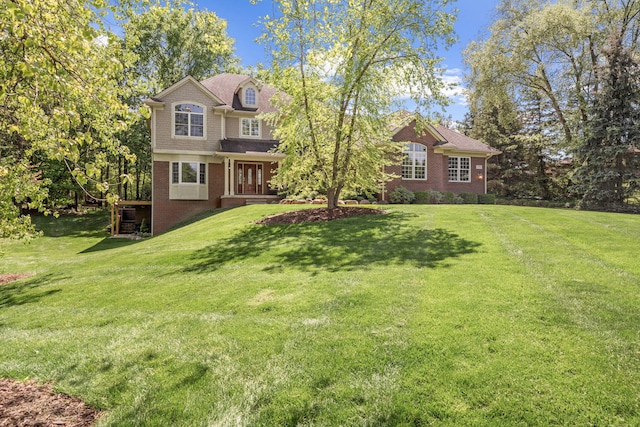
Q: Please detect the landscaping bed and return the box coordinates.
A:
[0,379,100,427]
[256,206,385,225]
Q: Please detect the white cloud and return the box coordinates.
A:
[440,68,468,106]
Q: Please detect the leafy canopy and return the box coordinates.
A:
[259,0,457,207]
[0,0,135,238]
[122,1,239,95]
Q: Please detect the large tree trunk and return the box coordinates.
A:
[327,188,338,209]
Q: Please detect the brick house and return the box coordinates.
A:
[144,73,284,234]
[381,119,500,201]
[144,74,499,234]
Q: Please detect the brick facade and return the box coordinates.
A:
[151,160,277,234]
[382,122,489,201]
[146,76,498,234]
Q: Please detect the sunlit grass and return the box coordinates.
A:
[1,205,639,425]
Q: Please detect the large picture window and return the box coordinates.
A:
[241,118,260,137]
[402,143,427,180]
[448,157,471,182]
[174,103,204,137]
[171,162,206,184]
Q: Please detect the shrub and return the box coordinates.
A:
[478,194,496,204]
[459,192,478,204]
[139,218,149,233]
[414,191,431,204]
[443,191,456,204]
[431,191,444,204]
[390,186,416,204]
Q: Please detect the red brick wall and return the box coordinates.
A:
[152,160,278,234]
[152,161,222,235]
[382,123,486,201]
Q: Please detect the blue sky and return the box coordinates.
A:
[195,0,500,121]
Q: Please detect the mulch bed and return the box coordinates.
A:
[256,206,386,225]
[0,274,31,286]
[0,379,101,427]
[1,274,101,426]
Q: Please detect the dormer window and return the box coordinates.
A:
[174,103,205,138]
[245,87,256,106]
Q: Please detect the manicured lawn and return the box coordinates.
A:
[1,205,639,426]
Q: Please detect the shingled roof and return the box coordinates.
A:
[200,73,278,113]
[220,138,279,153]
[433,125,500,155]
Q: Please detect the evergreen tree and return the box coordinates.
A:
[466,88,524,198]
[572,35,640,210]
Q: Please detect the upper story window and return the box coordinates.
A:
[448,156,471,182]
[174,103,204,138]
[244,87,256,106]
[402,143,427,180]
[241,118,260,137]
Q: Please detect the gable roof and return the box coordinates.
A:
[144,75,225,106]
[433,125,500,155]
[200,73,278,113]
[390,112,499,156]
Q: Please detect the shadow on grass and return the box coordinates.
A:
[184,211,481,274]
[81,208,236,253]
[0,274,63,309]
[80,237,143,253]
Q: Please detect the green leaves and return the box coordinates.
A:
[0,157,49,240]
[122,2,239,94]
[0,0,137,238]
[261,0,456,206]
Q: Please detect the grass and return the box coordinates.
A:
[1,205,639,426]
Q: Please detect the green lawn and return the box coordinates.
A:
[1,205,639,426]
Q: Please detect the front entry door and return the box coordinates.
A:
[237,163,262,195]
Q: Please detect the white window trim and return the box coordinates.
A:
[240,117,261,138]
[171,101,207,140]
[402,143,427,181]
[171,161,207,185]
[243,87,258,107]
[448,156,471,182]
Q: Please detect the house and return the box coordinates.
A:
[381,119,500,201]
[144,74,499,235]
[144,73,285,235]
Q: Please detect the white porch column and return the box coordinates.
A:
[229,158,235,196]
[224,157,230,196]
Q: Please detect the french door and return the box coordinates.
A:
[237,163,263,195]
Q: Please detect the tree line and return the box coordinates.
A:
[463,0,640,210]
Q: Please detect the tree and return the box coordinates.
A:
[0,0,136,238]
[464,0,596,152]
[572,34,640,210]
[464,0,640,202]
[116,1,239,202]
[464,87,524,197]
[122,1,239,94]
[259,0,457,208]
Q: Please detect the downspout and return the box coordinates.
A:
[150,107,156,235]
[484,157,488,194]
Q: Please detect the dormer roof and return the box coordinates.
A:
[200,73,277,113]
